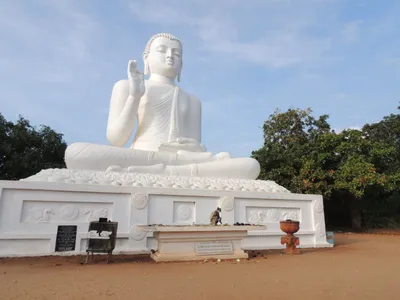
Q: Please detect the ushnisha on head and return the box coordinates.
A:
[143,33,183,82]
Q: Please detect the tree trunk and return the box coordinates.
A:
[349,197,362,231]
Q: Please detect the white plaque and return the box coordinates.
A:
[195,241,234,255]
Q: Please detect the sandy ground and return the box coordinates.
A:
[1,233,399,300]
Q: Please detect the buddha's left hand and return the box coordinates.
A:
[158,137,206,152]
[177,137,205,147]
[176,137,207,152]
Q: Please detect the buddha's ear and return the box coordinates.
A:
[143,53,150,75]
[177,62,183,82]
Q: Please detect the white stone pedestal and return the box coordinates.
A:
[0,169,332,257]
[136,225,266,262]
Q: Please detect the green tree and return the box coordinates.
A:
[360,105,400,227]
[251,108,331,191]
[252,108,395,230]
[0,113,67,180]
[362,105,400,185]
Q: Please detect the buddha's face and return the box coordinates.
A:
[144,37,182,79]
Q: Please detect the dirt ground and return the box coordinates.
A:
[0,233,399,300]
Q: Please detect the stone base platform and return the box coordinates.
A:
[137,225,266,262]
[0,169,332,257]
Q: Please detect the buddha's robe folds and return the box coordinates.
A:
[65,81,260,179]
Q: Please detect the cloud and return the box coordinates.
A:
[340,20,362,43]
[0,0,110,145]
[384,57,400,66]
[0,0,100,83]
[332,93,351,100]
[126,0,338,68]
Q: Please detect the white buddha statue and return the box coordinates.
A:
[65,33,260,179]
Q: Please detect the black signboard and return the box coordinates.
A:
[55,225,77,252]
[87,221,118,253]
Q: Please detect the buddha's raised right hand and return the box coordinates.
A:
[127,60,145,99]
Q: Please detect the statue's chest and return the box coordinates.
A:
[141,86,190,119]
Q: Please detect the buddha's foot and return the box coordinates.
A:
[211,152,231,160]
[174,150,230,161]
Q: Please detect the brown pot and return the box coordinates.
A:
[280,219,300,235]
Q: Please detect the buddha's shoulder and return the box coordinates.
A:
[112,79,129,90]
[179,88,201,107]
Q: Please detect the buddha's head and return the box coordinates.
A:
[143,33,183,82]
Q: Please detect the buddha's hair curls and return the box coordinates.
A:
[143,33,182,57]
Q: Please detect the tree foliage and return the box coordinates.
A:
[0,113,67,180]
[252,106,400,229]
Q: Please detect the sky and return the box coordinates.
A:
[1,0,399,158]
